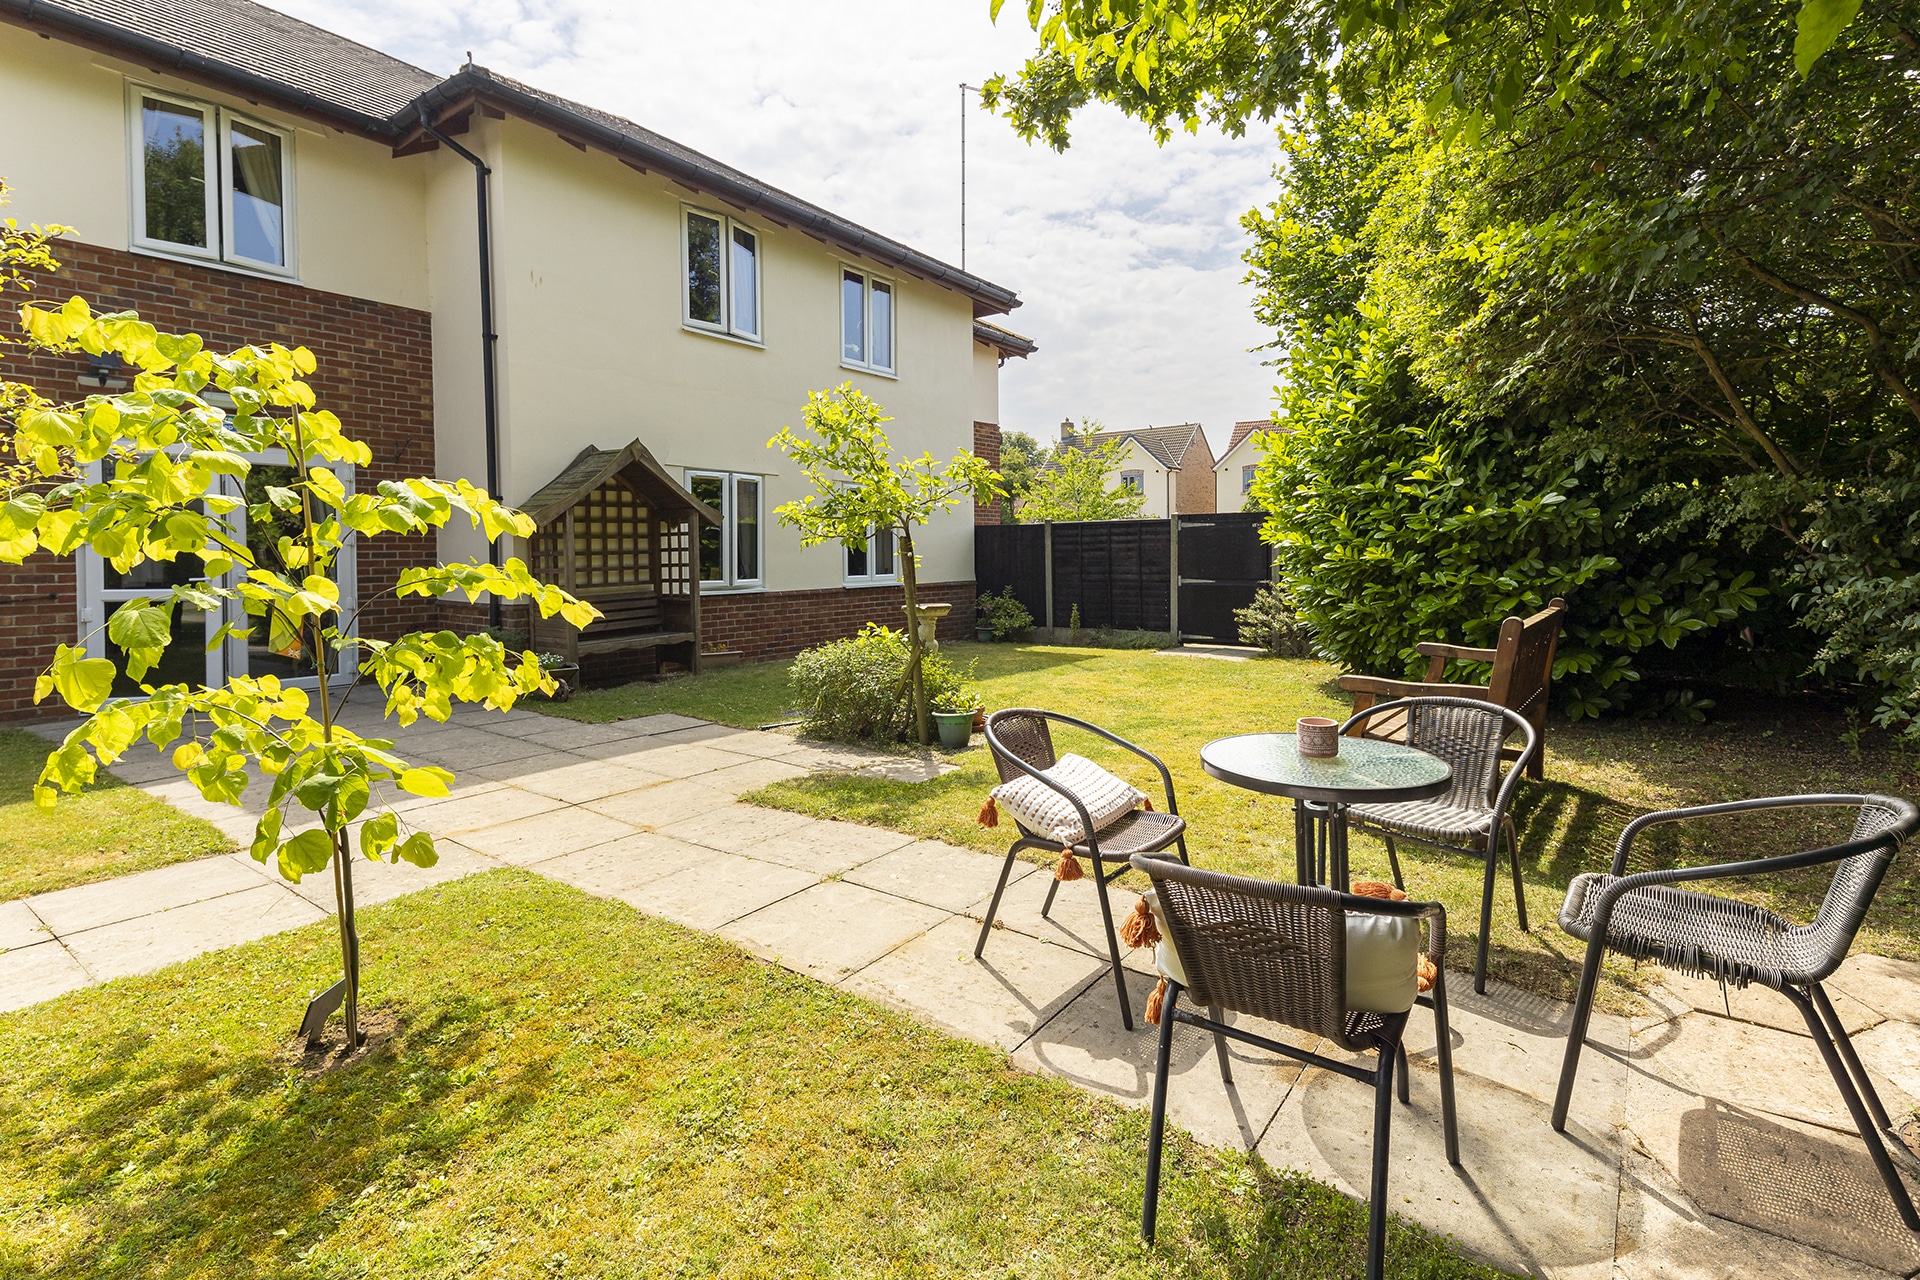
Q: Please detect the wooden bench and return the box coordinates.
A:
[1338,597,1565,780]
[573,592,695,656]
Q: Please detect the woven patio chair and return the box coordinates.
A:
[1341,696,1538,996]
[1132,856,1460,1280]
[976,708,1189,1031]
[1552,793,1920,1230]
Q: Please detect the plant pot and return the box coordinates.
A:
[932,711,975,749]
[971,708,986,734]
[975,625,996,642]
[702,649,746,669]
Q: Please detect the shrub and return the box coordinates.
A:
[978,587,1033,641]
[790,624,975,743]
[1235,583,1316,658]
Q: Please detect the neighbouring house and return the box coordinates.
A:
[1215,419,1283,512]
[0,0,1032,718]
[1058,419,1216,518]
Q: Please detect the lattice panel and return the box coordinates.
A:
[658,515,693,596]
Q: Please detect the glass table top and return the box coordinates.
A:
[1200,733,1453,803]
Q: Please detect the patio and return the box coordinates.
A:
[3,704,1914,1277]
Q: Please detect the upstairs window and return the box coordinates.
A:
[131,88,293,274]
[1241,464,1257,494]
[840,267,895,374]
[683,208,761,342]
[1120,471,1144,495]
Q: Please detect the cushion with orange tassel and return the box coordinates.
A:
[987,753,1146,847]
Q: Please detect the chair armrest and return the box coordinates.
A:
[1010,709,1182,818]
[1586,838,1886,941]
[1337,674,1492,700]
[1610,794,1877,876]
[1415,642,1498,663]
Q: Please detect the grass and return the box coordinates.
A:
[0,871,1512,1280]
[0,729,232,903]
[625,643,1917,1012]
[535,659,796,728]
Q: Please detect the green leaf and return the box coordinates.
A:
[1794,0,1862,75]
[47,646,117,712]
[249,808,283,864]
[107,598,175,680]
[276,828,335,882]
[359,810,399,860]
[395,830,438,868]
[397,766,454,797]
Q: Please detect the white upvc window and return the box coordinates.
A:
[129,86,294,276]
[687,471,764,589]
[682,206,762,342]
[844,523,898,585]
[1241,464,1257,494]
[839,266,896,375]
[1120,471,1144,495]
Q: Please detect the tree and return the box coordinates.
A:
[769,386,999,745]
[1,206,595,1049]
[1019,427,1147,522]
[995,430,1046,521]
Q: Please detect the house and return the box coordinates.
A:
[1058,420,1215,518]
[0,0,1030,717]
[1214,419,1281,512]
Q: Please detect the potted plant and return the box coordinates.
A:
[534,652,580,701]
[930,691,979,748]
[702,639,746,668]
[977,587,1033,643]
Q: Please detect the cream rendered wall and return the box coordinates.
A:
[485,118,984,591]
[423,128,493,567]
[1216,431,1270,512]
[972,342,999,425]
[0,25,428,312]
[1111,438,1172,518]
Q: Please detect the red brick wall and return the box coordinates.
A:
[972,420,1002,525]
[699,580,977,665]
[0,241,439,720]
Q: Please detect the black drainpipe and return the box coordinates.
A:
[419,108,503,630]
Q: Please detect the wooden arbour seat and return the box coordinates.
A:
[518,440,721,675]
[1338,597,1566,781]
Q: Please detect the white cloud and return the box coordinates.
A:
[266,0,1282,458]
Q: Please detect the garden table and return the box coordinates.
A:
[1200,733,1453,890]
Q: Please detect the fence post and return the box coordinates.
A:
[1042,521,1055,633]
[1168,517,1180,644]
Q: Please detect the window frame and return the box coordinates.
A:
[127,84,297,278]
[1120,470,1145,495]
[843,522,899,586]
[685,468,766,590]
[1241,464,1257,494]
[838,264,898,377]
[680,205,764,345]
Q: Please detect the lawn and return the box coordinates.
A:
[0,870,1511,1280]
[0,728,232,903]
[566,643,1920,1010]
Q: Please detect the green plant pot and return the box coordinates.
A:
[932,711,975,749]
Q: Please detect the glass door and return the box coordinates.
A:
[78,529,223,697]
[220,453,358,688]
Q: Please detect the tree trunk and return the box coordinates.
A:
[899,528,929,746]
[331,825,361,1048]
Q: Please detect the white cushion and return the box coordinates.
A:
[990,753,1146,847]
[1344,912,1419,1013]
[1141,888,1188,986]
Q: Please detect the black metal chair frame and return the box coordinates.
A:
[1340,696,1539,995]
[1551,793,1920,1231]
[975,708,1190,1031]
[1134,856,1459,1280]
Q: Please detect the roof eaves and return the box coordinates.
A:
[414,69,1023,318]
[973,320,1036,358]
[0,0,404,138]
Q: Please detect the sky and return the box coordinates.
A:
[263,0,1283,459]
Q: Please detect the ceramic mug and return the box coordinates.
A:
[1297,716,1339,758]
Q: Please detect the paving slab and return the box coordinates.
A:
[1828,952,1920,1026]
[605,712,712,736]
[721,879,947,982]
[656,804,816,855]
[692,730,816,760]
[1655,969,1883,1037]
[260,841,497,912]
[470,756,670,803]
[454,808,636,866]
[642,723,757,747]
[0,899,51,952]
[509,720,640,751]
[410,732,554,771]
[1260,1054,1625,1279]
[633,852,819,931]
[28,855,268,937]
[1848,1018,1920,1108]
[0,941,92,1012]
[535,832,715,900]
[585,779,736,828]
[589,742,757,780]
[382,776,508,814]
[981,864,1141,963]
[776,742,900,772]
[845,840,1036,913]
[1017,967,1311,1152]
[703,757,812,795]
[62,883,326,982]
[735,818,915,875]
[402,787,569,837]
[846,915,1108,1051]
